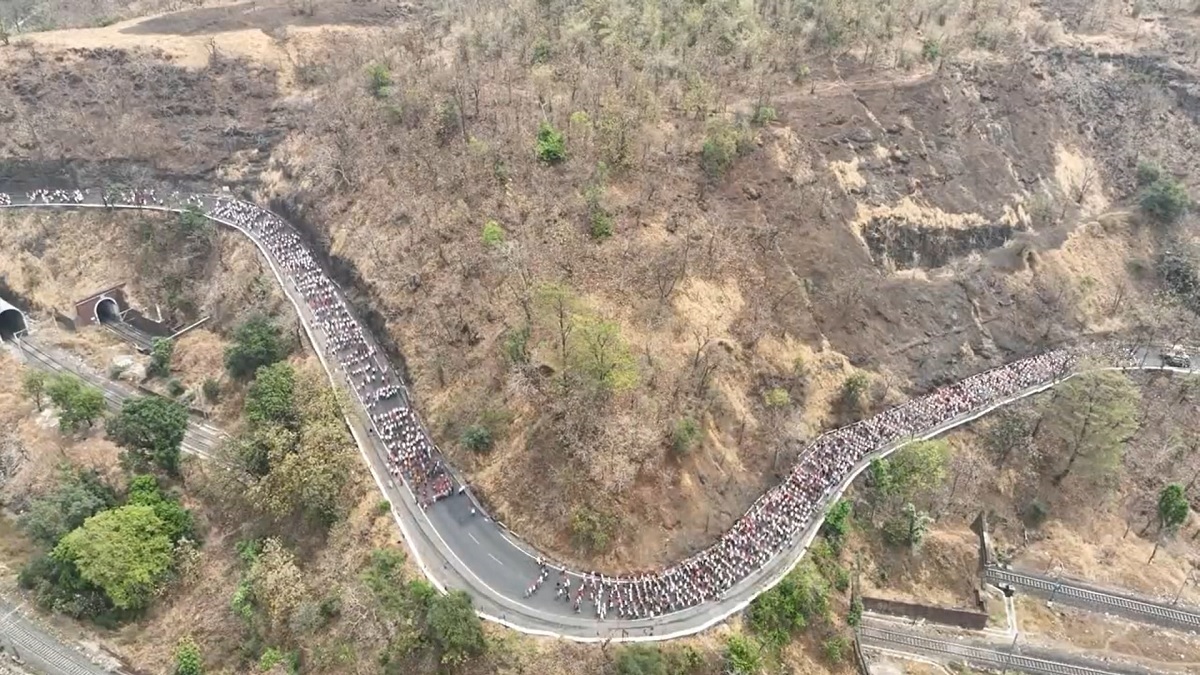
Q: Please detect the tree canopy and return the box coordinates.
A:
[19,468,117,547]
[426,590,486,666]
[46,373,106,432]
[245,362,298,429]
[54,505,174,610]
[225,315,288,380]
[1157,483,1190,532]
[747,559,829,647]
[106,395,189,476]
[1041,371,1141,485]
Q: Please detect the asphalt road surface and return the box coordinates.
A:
[0,192,1192,645]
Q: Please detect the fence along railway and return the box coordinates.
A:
[984,567,1200,633]
[857,626,1149,675]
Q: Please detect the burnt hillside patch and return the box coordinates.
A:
[862,217,1023,270]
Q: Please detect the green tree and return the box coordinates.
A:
[701,118,747,178]
[54,505,174,610]
[984,408,1032,466]
[748,559,830,646]
[148,337,175,378]
[616,645,666,675]
[224,316,288,380]
[1041,371,1140,485]
[570,506,617,553]
[883,502,934,551]
[572,315,637,391]
[19,468,116,547]
[535,121,566,164]
[173,636,203,675]
[427,590,485,666]
[46,374,106,432]
[107,396,189,476]
[841,372,870,415]
[870,440,950,506]
[482,220,505,246]
[367,63,392,98]
[1140,176,1190,224]
[126,475,195,543]
[823,635,851,664]
[821,499,853,546]
[202,378,220,403]
[23,369,47,411]
[1156,483,1190,533]
[724,634,763,674]
[461,425,493,453]
[247,538,306,630]
[245,362,297,429]
[671,417,701,456]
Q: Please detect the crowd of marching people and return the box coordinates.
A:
[0,187,1149,623]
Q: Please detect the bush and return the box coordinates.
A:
[590,210,614,240]
[570,506,617,553]
[202,378,220,403]
[225,316,288,380]
[531,39,551,64]
[821,499,852,546]
[502,326,530,364]
[148,338,174,379]
[848,595,864,627]
[426,590,486,666]
[700,118,744,177]
[461,425,493,453]
[1137,161,1163,186]
[1022,499,1049,528]
[724,634,763,674]
[47,374,106,432]
[823,635,851,664]
[258,646,285,672]
[751,105,777,126]
[535,121,566,164]
[482,220,505,247]
[671,417,701,456]
[763,387,790,408]
[167,378,185,398]
[367,63,392,98]
[173,636,203,675]
[748,560,829,647]
[616,645,666,675]
[1140,176,1190,224]
[841,373,870,412]
[921,37,942,61]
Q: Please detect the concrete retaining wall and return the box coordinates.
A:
[862,597,989,630]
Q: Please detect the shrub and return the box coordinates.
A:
[841,373,870,411]
[821,499,852,545]
[535,121,567,164]
[590,210,614,240]
[823,635,851,664]
[569,506,617,553]
[701,123,738,177]
[225,316,288,380]
[921,37,942,61]
[763,387,790,408]
[502,326,530,364]
[148,338,174,379]
[1141,176,1190,224]
[1022,499,1049,528]
[848,595,864,627]
[202,378,220,403]
[461,425,493,453]
[108,363,128,380]
[167,378,186,398]
[616,645,666,675]
[531,39,551,64]
[173,636,203,675]
[671,417,701,456]
[748,559,829,646]
[375,499,392,516]
[482,220,505,247]
[258,646,285,672]
[724,634,763,674]
[751,105,777,126]
[367,63,392,98]
[1137,161,1162,186]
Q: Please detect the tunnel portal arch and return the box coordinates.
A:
[95,296,120,323]
[0,298,28,341]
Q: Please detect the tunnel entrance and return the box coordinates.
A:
[0,308,27,341]
[96,297,120,324]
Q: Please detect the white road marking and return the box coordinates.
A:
[488,553,504,566]
[468,532,480,545]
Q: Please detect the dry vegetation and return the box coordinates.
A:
[2,0,1200,672]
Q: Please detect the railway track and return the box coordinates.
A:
[12,337,224,459]
[984,567,1200,632]
[100,321,152,353]
[0,611,107,675]
[858,626,1136,675]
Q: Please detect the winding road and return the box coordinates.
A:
[0,189,1193,646]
